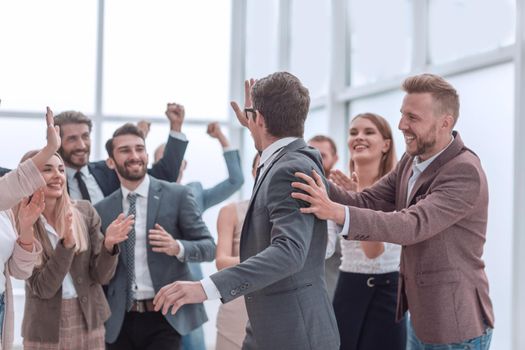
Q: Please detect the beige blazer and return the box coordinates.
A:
[22,200,118,343]
[329,132,494,344]
[1,211,42,350]
[0,159,45,211]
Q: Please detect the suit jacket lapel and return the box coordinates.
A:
[146,178,162,235]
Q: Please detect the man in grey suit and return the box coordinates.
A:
[94,123,216,350]
[154,72,340,350]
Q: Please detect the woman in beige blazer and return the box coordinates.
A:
[0,107,60,350]
[18,151,133,350]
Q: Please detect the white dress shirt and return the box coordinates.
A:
[121,175,185,300]
[201,137,299,300]
[66,165,105,205]
[41,216,78,299]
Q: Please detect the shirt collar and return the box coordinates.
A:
[259,137,298,168]
[413,135,455,173]
[121,175,150,200]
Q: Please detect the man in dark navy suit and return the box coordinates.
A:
[54,103,188,204]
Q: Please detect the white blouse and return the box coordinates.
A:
[42,217,78,299]
[0,211,17,294]
[339,237,401,274]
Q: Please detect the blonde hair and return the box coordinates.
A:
[19,150,88,255]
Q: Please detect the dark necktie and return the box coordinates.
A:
[74,171,91,202]
[126,192,137,311]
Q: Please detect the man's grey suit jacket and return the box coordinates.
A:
[210,139,340,350]
[94,176,216,344]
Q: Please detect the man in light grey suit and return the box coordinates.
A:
[154,72,340,350]
[94,123,215,350]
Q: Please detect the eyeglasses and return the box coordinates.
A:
[244,108,256,120]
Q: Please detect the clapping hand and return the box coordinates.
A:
[166,103,185,132]
[148,224,181,256]
[230,79,256,128]
[104,213,134,252]
[329,170,359,192]
[62,211,76,249]
[18,189,46,232]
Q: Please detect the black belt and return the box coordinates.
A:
[129,299,155,313]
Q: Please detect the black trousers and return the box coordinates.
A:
[106,311,181,350]
[333,271,406,350]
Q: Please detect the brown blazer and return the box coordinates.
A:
[22,200,118,343]
[329,131,494,344]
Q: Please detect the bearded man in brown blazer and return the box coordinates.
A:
[292,73,494,349]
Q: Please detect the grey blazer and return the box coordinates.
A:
[211,139,340,350]
[94,177,216,344]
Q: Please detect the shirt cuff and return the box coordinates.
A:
[169,130,187,141]
[175,240,185,261]
[337,206,350,239]
[200,277,221,300]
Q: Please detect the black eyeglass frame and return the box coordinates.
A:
[244,108,257,120]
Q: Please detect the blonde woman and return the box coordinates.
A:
[18,151,133,350]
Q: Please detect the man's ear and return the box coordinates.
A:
[106,157,115,170]
[441,114,455,130]
[256,111,265,128]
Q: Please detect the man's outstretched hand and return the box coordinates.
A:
[153,281,207,315]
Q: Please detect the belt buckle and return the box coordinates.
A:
[138,300,146,313]
[366,277,375,287]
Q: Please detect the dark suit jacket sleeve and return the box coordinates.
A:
[177,187,216,262]
[210,163,317,303]
[199,150,244,211]
[26,231,76,300]
[345,161,482,245]
[148,135,188,182]
[77,201,119,285]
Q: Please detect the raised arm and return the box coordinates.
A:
[198,123,244,211]
[0,107,60,210]
[148,103,188,182]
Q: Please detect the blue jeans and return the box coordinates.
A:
[407,318,492,350]
[0,292,5,340]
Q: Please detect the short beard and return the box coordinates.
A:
[409,124,437,157]
[59,146,90,168]
[115,160,147,181]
